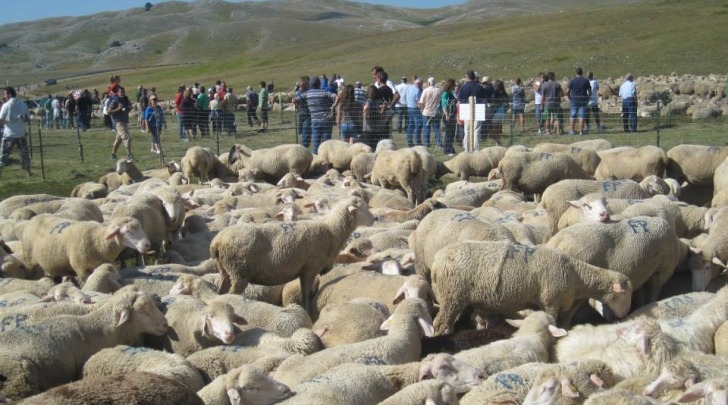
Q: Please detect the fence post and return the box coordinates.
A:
[655,100,661,148]
[37,121,46,181]
[75,126,84,163]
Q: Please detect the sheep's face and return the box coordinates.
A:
[131,293,168,336]
[226,366,294,405]
[644,360,697,397]
[418,354,485,393]
[108,218,151,254]
[569,196,610,223]
[202,302,246,344]
[689,252,717,292]
[678,378,728,404]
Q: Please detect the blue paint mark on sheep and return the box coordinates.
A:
[708,146,721,153]
[495,373,525,389]
[571,147,582,153]
[347,231,362,244]
[49,221,72,235]
[667,318,684,327]
[663,295,693,310]
[627,199,644,205]
[0,300,6,308]
[0,314,28,332]
[360,356,386,365]
[602,181,623,192]
[220,345,246,353]
[540,153,553,160]
[506,245,536,263]
[627,219,649,234]
[17,324,44,335]
[281,223,296,234]
[22,198,38,205]
[453,213,476,223]
[151,267,172,274]
[121,346,151,355]
[0,278,13,286]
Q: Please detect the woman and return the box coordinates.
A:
[144,95,165,154]
[440,79,458,156]
[489,80,508,145]
[180,88,196,141]
[174,85,185,140]
[361,85,383,149]
[337,84,361,143]
[511,78,526,132]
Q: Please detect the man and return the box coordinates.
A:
[586,71,604,132]
[245,85,260,127]
[108,86,134,161]
[541,72,563,136]
[394,76,408,133]
[404,78,423,147]
[354,81,367,105]
[566,67,591,135]
[259,81,270,132]
[196,86,210,137]
[457,70,487,151]
[419,77,441,149]
[533,72,545,134]
[223,87,237,135]
[294,77,311,149]
[0,86,31,175]
[619,73,638,133]
[294,76,336,155]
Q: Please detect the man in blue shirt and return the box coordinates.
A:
[619,73,638,133]
[294,76,337,155]
[404,78,423,147]
[108,86,134,161]
[457,70,487,151]
[295,77,312,150]
[566,67,592,135]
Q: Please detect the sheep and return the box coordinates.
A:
[674,376,728,404]
[627,291,714,320]
[228,143,313,183]
[0,289,168,399]
[69,181,108,199]
[638,356,728,400]
[555,318,678,382]
[186,343,306,383]
[0,194,63,217]
[666,144,728,186]
[490,151,591,197]
[436,146,507,180]
[312,298,390,348]
[430,240,633,333]
[152,295,247,356]
[180,146,217,184]
[367,187,415,210]
[196,365,294,405]
[0,301,96,334]
[594,145,669,181]
[547,216,687,307]
[581,388,658,405]
[432,182,496,208]
[378,380,459,405]
[110,193,170,259]
[541,176,671,235]
[570,138,614,151]
[20,214,151,283]
[19,372,204,405]
[340,230,412,259]
[371,198,446,223]
[369,148,426,205]
[98,159,146,191]
[420,321,517,357]
[507,360,615,405]
[310,139,373,172]
[82,345,205,391]
[81,264,123,294]
[0,277,55,297]
[277,353,485,405]
[412,145,437,181]
[54,198,105,222]
[9,199,67,220]
[454,311,567,375]
[408,208,515,283]
[532,142,602,176]
[210,196,374,312]
[460,362,556,404]
[273,298,434,387]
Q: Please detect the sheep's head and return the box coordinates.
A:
[201,301,247,344]
[381,297,433,337]
[644,358,699,397]
[677,377,728,404]
[115,290,168,336]
[567,194,610,223]
[225,365,294,405]
[616,318,662,357]
[418,353,485,393]
[106,216,151,254]
[168,274,199,296]
[41,282,91,304]
[592,277,632,321]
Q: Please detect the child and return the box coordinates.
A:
[144,95,165,154]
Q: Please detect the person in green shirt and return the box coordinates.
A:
[258,81,269,132]
[440,79,457,156]
[196,86,210,137]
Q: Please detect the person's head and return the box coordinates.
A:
[149,95,158,104]
[465,70,476,81]
[443,79,456,92]
[516,77,522,86]
[588,71,594,80]
[228,87,233,93]
[178,84,185,93]
[208,87,215,95]
[626,73,634,81]
[494,80,506,94]
[246,85,253,92]
[576,67,583,76]
[309,76,321,90]
[355,81,361,89]
[4,86,16,98]
[342,84,355,102]
[194,82,199,88]
[298,76,310,91]
[547,72,556,81]
[401,76,407,84]
[376,70,388,84]
[414,78,423,88]
[114,75,121,83]
[260,81,266,89]
[366,85,378,100]
[151,87,156,93]
[371,66,384,80]
[538,72,545,80]
[199,86,206,93]
[118,86,126,96]
[184,88,192,98]
[427,77,435,87]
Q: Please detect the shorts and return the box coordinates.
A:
[570,103,588,119]
[511,106,525,115]
[115,121,131,147]
[260,107,269,123]
[544,105,561,120]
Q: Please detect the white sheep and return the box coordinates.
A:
[520,360,617,405]
[0,276,55,297]
[0,289,168,399]
[666,144,728,186]
[54,198,105,222]
[196,365,294,405]
[69,181,108,199]
[20,214,151,283]
[181,145,217,184]
[378,380,459,405]
[277,353,485,405]
[228,143,313,183]
[369,148,426,205]
[490,150,591,197]
[210,196,374,312]
[312,298,390,348]
[82,345,205,391]
[273,298,434,387]
[594,145,669,181]
[436,146,507,181]
[19,372,204,405]
[0,194,64,217]
[581,388,658,404]
[532,142,602,176]
[626,291,714,320]
[310,139,373,172]
[430,240,633,333]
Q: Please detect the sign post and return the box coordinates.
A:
[458,99,486,152]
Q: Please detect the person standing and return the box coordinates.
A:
[258,81,270,132]
[108,86,134,161]
[457,70,487,151]
[43,95,53,129]
[586,71,604,132]
[294,77,312,149]
[337,84,361,144]
[419,77,441,149]
[404,78,423,147]
[144,94,165,154]
[0,86,32,175]
[566,67,592,135]
[245,85,260,127]
[196,86,210,138]
[51,96,61,129]
[394,76,409,134]
[541,72,563,136]
[511,78,526,132]
[65,92,76,130]
[440,79,458,156]
[533,72,545,134]
[174,85,185,140]
[294,76,336,154]
[619,73,638,133]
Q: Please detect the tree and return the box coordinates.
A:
[144,2,153,11]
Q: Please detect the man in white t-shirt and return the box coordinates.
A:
[394,76,409,133]
[419,77,441,149]
[587,71,603,132]
[0,86,32,175]
[533,72,545,134]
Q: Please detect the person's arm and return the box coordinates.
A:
[336,103,343,127]
[391,92,400,108]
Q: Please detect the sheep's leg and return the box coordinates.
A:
[433,301,466,335]
[229,274,249,295]
[299,273,317,315]
[556,301,585,329]
[218,270,231,294]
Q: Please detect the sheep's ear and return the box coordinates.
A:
[0,240,12,254]
[116,309,130,327]
[561,378,580,398]
[392,286,406,305]
[380,316,393,331]
[363,173,371,180]
[418,317,435,337]
[505,319,523,328]
[105,225,121,240]
[201,314,211,336]
[567,200,582,209]
[40,294,56,302]
[713,257,728,268]
[348,205,358,214]
[417,360,434,381]
[425,399,437,405]
[689,246,702,255]
[705,209,716,229]
[227,388,242,405]
[684,376,697,388]
[233,314,247,326]
[548,325,568,337]
[612,282,627,293]
[637,331,651,357]
[677,382,707,402]
[274,211,286,221]
[313,327,327,338]
[589,373,604,388]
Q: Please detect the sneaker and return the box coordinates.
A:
[446,153,455,157]
[151,148,156,153]
[568,131,575,135]
[110,154,117,160]
[126,155,134,162]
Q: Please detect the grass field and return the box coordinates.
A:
[0,109,725,199]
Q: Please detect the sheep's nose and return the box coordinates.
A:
[475,372,486,381]
[599,212,609,221]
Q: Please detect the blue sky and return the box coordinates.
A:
[0,0,466,26]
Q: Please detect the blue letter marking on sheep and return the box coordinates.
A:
[495,373,525,390]
[627,219,649,234]
[602,181,622,192]
[49,221,72,235]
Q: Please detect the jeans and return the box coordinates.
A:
[299,115,312,148]
[339,122,357,141]
[177,114,184,139]
[443,117,456,154]
[0,136,31,171]
[312,120,329,155]
[535,104,543,131]
[406,107,423,147]
[395,106,407,133]
[422,114,441,148]
[622,98,637,132]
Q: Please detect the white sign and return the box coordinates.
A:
[458,104,487,121]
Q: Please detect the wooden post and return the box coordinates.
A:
[468,96,475,152]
